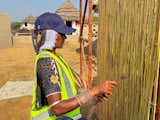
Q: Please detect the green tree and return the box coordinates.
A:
[11,22,21,31]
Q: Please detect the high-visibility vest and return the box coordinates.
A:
[31,50,80,120]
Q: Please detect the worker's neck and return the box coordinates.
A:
[51,48,56,53]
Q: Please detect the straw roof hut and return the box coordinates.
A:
[55,0,80,35]
[23,16,37,24]
[21,16,37,30]
[55,0,79,21]
[0,13,12,48]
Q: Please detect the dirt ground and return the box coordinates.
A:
[0,35,84,119]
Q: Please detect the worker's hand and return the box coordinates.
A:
[96,81,117,96]
[95,93,109,103]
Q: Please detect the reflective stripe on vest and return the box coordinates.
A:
[32,110,53,120]
[58,62,73,98]
[31,51,80,120]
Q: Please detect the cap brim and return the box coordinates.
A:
[54,25,76,34]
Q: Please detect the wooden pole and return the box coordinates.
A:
[88,0,93,88]
[79,0,88,89]
[79,0,83,86]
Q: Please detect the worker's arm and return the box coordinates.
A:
[47,81,117,116]
[47,93,79,116]
[47,87,97,116]
[37,57,117,116]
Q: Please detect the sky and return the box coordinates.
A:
[0,0,80,22]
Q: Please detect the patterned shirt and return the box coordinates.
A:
[36,57,61,108]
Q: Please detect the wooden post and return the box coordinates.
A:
[88,0,93,88]
[79,0,88,88]
[97,0,160,120]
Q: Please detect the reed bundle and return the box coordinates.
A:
[96,0,160,120]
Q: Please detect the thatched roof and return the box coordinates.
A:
[55,0,80,21]
[23,16,37,24]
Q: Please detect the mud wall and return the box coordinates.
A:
[0,14,12,48]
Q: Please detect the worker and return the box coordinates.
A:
[31,12,117,120]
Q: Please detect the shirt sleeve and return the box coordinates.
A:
[37,57,61,97]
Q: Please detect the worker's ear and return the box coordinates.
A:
[41,30,46,35]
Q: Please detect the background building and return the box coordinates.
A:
[55,0,80,35]
[20,16,36,30]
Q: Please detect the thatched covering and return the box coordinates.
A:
[0,14,12,48]
[55,0,79,21]
[23,16,37,24]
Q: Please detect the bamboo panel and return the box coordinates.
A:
[96,0,160,120]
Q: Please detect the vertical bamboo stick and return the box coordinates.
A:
[79,0,83,86]
[88,0,93,88]
[79,0,88,88]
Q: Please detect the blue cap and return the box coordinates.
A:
[35,12,76,34]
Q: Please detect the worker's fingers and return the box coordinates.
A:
[110,81,117,85]
[105,87,114,94]
[106,90,112,94]
[95,95,103,102]
[96,81,117,95]
[108,84,116,89]
[104,81,117,86]
[96,94,107,102]
[107,81,117,87]
[102,94,109,100]
[102,82,117,89]
[98,94,109,101]
[106,83,116,90]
